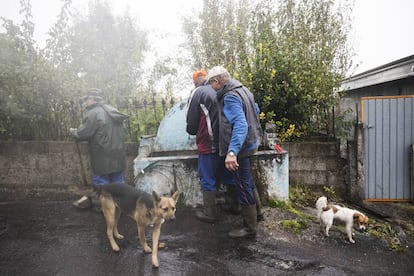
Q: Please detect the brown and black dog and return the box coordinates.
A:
[97,183,179,268]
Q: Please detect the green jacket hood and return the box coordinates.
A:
[101,104,129,123]
[87,103,129,123]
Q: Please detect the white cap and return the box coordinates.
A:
[207,66,228,81]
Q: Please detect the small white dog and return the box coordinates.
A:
[315,196,369,243]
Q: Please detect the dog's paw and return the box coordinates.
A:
[152,256,159,268]
[115,233,124,240]
[143,245,152,253]
[349,239,355,244]
[158,242,167,249]
[112,245,120,252]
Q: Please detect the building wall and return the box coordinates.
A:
[338,77,414,203]
[337,77,414,150]
[0,141,346,202]
[339,77,414,117]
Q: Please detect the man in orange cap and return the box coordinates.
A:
[192,69,208,85]
[186,69,238,223]
[186,70,207,107]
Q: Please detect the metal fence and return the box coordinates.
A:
[0,97,177,142]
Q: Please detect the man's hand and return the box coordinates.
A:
[225,153,239,171]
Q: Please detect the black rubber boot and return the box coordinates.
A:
[73,196,92,209]
[222,184,241,215]
[253,189,264,221]
[196,191,217,223]
[228,204,257,239]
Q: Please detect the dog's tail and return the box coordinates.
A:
[315,196,328,220]
[315,196,327,210]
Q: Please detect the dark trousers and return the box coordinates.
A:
[233,157,255,206]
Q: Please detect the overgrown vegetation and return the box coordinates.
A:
[183,0,356,141]
[0,0,181,141]
[270,185,411,251]
[1,0,356,141]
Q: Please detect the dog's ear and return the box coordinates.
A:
[356,213,368,223]
[171,191,180,202]
[152,191,161,203]
[353,213,366,222]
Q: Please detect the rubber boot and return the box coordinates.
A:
[253,189,264,221]
[228,204,257,239]
[195,191,217,223]
[222,184,241,215]
[73,196,92,209]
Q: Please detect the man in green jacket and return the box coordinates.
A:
[70,88,129,208]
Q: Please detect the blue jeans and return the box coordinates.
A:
[232,157,255,206]
[198,153,219,191]
[217,156,236,186]
[92,171,125,186]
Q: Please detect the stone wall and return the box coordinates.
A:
[0,141,138,201]
[0,141,346,202]
[281,142,346,192]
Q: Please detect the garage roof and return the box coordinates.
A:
[340,55,414,91]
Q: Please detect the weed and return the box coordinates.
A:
[368,221,407,251]
[280,219,308,234]
[268,199,290,209]
[289,185,314,207]
[269,198,315,224]
[322,186,337,200]
[268,185,411,251]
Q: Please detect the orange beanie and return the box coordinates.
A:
[192,69,207,81]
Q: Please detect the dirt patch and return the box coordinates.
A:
[253,202,414,253]
[1,198,414,275]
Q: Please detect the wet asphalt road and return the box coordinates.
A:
[1,200,413,276]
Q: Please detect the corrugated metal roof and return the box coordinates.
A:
[340,55,414,91]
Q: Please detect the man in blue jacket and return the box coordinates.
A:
[207,66,262,238]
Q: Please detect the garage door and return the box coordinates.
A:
[362,96,414,201]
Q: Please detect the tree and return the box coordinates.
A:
[0,0,154,141]
[44,0,152,140]
[183,0,355,140]
[66,1,148,103]
[256,0,354,138]
[182,0,252,71]
[0,0,55,140]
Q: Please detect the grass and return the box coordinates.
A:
[280,219,308,234]
[269,185,316,234]
[268,185,411,251]
[367,219,407,252]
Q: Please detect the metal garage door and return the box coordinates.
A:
[362,96,414,201]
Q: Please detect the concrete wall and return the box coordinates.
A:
[0,141,346,202]
[0,141,138,201]
[281,142,346,192]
